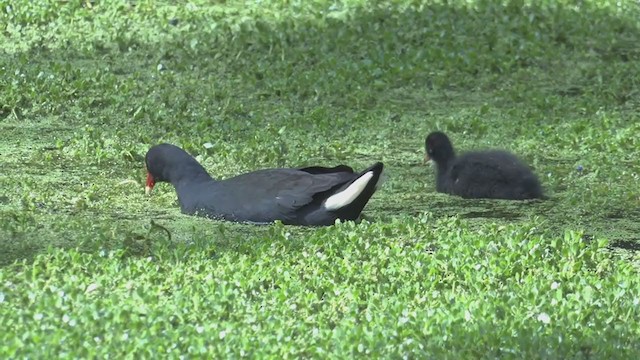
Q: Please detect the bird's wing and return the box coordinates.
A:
[452,152,519,184]
[209,168,355,221]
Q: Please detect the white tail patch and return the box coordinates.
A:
[324,171,374,211]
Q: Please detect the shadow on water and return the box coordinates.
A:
[611,239,640,251]
[460,209,522,220]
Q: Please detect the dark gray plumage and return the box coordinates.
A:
[144,143,384,226]
[425,132,544,200]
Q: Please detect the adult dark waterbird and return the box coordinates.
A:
[424,131,544,200]
[144,143,384,226]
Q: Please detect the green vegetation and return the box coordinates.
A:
[1,0,639,357]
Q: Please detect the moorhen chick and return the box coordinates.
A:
[424,131,544,200]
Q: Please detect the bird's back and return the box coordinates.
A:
[448,150,543,200]
[175,168,356,224]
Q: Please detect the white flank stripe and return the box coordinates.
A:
[324,171,374,211]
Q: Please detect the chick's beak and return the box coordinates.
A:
[145,172,155,195]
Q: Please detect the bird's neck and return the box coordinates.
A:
[437,159,451,173]
[434,153,455,174]
[169,162,214,186]
[172,166,214,212]
[435,156,454,192]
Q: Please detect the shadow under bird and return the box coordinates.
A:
[424,131,544,200]
[144,143,384,226]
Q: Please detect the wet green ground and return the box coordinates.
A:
[1,1,640,356]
